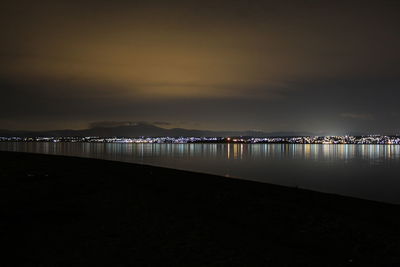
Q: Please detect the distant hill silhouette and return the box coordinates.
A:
[0,123,315,138]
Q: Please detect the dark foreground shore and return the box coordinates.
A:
[1,151,400,266]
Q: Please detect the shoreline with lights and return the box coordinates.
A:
[2,135,400,145]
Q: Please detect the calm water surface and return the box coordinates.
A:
[1,142,400,204]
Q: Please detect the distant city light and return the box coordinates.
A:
[1,135,400,145]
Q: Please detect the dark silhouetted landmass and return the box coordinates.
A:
[0,123,314,138]
[1,151,400,266]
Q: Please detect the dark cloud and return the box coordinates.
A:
[89,121,137,129]
[89,121,171,129]
[152,121,171,126]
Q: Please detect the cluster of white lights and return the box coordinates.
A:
[2,135,400,144]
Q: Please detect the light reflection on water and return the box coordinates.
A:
[1,142,400,204]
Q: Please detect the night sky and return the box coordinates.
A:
[1,1,400,134]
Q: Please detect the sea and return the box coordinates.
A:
[1,142,400,204]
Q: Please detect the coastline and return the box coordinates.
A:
[1,151,400,266]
